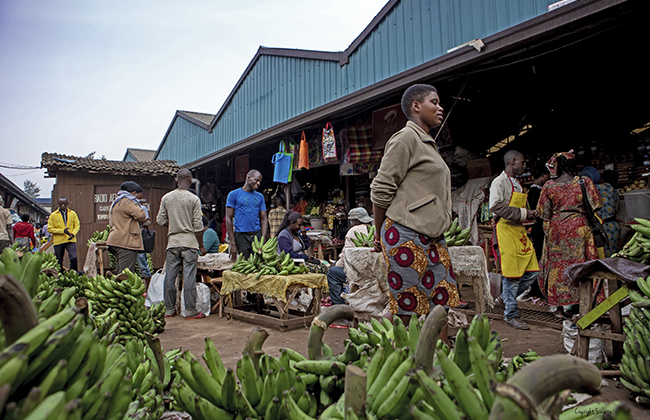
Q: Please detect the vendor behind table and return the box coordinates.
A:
[276,211,313,261]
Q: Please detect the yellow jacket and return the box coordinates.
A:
[48,208,80,245]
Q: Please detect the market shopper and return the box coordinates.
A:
[527,166,550,259]
[132,189,153,291]
[489,150,540,330]
[13,214,38,250]
[268,195,287,240]
[370,84,461,331]
[327,207,373,306]
[537,152,603,319]
[107,182,148,274]
[226,169,268,260]
[157,169,206,320]
[48,197,80,272]
[0,196,14,253]
[581,167,621,257]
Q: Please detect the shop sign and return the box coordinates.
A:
[234,154,250,183]
[94,186,150,222]
[372,104,407,150]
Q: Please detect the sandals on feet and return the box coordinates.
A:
[165,312,177,318]
[186,313,207,320]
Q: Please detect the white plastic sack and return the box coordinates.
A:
[145,269,165,308]
[181,283,211,317]
[342,248,388,316]
[561,320,606,363]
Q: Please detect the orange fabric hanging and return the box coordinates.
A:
[298,131,309,169]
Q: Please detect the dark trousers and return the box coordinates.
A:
[327,266,347,305]
[113,247,138,274]
[54,242,78,271]
[164,247,199,317]
[234,230,261,258]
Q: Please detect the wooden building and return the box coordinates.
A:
[0,172,49,225]
[41,152,179,270]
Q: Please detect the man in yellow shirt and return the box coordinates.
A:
[48,197,80,271]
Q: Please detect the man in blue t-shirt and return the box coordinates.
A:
[226,169,268,259]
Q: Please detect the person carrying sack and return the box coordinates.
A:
[490,150,540,330]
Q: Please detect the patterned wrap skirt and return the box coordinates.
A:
[381,217,460,316]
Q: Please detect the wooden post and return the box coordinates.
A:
[607,278,624,363]
[344,365,367,419]
[577,280,593,360]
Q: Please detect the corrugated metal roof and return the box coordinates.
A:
[154,0,582,166]
[123,148,156,162]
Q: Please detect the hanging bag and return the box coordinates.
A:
[141,226,156,253]
[579,177,609,257]
[298,131,310,170]
[271,140,293,184]
[321,122,338,160]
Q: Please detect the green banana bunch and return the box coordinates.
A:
[231,244,308,276]
[612,218,650,263]
[351,225,376,248]
[443,217,471,247]
[619,293,650,397]
[87,225,111,245]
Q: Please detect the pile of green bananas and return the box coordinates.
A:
[351,226,376,248]
[41,253,60,271]
[503,350,541,379]
[0,283,168,420]
[231,236,308,277]
[88,225,111,245]
[84,269,162,343]
[619,275,650,400]
[443,218,471,247]
[612,218,650,263]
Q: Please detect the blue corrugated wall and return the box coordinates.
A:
[157,0,555,165]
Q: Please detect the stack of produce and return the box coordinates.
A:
[619,275,650,403]
[84,269,165,342]
[612,218,650,264]
[166,305,627,420]
[0,253,170,420]
[622,178,648,193]
[230,236,308,277]
[88,225,111,245]
[350,226,376,248]
[443,217,471,247]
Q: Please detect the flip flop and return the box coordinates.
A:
[186,313,207,320]
[165,312,177,318]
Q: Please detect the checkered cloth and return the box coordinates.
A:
[348,122,382,163]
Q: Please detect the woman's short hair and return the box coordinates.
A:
[276,211,302,237]
[401,84,437,118]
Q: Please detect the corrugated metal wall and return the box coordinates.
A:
[157,0,555,166]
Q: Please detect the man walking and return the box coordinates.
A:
[226,169,268,260]
[0,196,13,253]
[106,181,148,274]
[48,197,80,271]
[157,169,206,319]
[490,150,539,330]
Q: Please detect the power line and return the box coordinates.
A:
[0,162,41,170]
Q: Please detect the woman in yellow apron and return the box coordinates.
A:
[490,151,540,330]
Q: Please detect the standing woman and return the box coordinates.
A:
[581,167,621,257]
[371,84,460,328]
[536,152,604,318]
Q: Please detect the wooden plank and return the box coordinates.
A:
[577,280,593,360]
[223,307,315,331]
[577,285,628,330]
[607,279,624,363]
[577,329,626,342]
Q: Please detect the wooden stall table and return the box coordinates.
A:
[221,270,328,331]
[575,270,626,363]
[448,246,494,314]
[196,253,235,317]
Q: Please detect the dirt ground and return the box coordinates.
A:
[158,306,648,419]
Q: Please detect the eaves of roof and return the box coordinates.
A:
[0,172,49,215]
[41,152,179,177]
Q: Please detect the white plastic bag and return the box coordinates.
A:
[181,283,211,317]
[145,269,165,308]
[561,320,606,363]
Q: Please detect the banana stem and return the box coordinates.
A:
[0,274,39,345]
[344,364,367,418]
[145,332,167,383]
[489,355,602,420]
[414,305,447,375]
[243,327,269,369]
[308,305,355,360]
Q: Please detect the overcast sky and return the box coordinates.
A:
[0,0,386,198]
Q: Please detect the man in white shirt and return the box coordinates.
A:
[327,208,373,307]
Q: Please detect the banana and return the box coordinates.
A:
[364,345,385,391]
[283,390,317,420]
[367,348,406,408]
[239,354,261,406]
[371,355,415,413]
[0,353,27,392]
[637,276,650,299]
[437,349,489,420]
[416,369,464,420]
[294,359,345,376]
[393,316,410,349]
[23,390,66,420]
[452,327,471,374]
[191,359,225,408]
[376,373,418,419]
[195,393,236,420]
[468,336,496,410]
[221,367,238,412]
[203,337,227,384]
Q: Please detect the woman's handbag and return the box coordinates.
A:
[321,122,338,160]
[141,226,156,253]
[298,131,310,170]
[271,140,293,184]
[579,177,609,254]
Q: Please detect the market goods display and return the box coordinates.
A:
[443,218,471,247]
[351,226,375,248]
[619,275,650,403]
[88,225,111,245]
[621,178,647,193]
[612,218,650,264]
[165,305,627,420]
[0,254,169,420]
[230,236,308,276]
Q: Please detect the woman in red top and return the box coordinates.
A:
[14,214,38,250]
